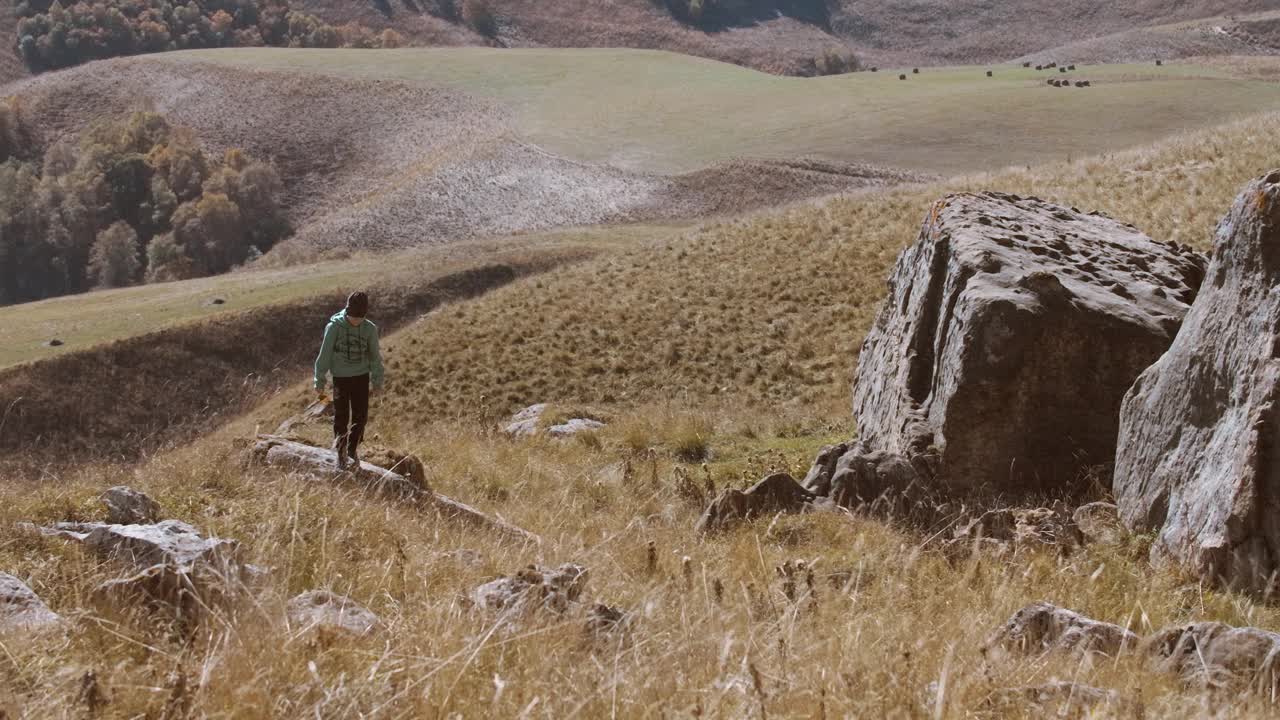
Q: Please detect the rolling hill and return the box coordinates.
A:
[9,48,1280,266]
[293,0,1280,72]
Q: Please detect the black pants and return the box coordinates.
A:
[333,374,370,456]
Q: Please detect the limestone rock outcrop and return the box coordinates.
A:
[1114,171,1280,592]
[0,572,60,632]
[852,192,1204,496]
[27,519,255,614]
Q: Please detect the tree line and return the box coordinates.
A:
[0,108,290,305]
[14,0,405,73]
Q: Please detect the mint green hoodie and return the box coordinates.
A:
[314,310,385,391]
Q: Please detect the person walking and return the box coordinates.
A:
[314,291,385,469]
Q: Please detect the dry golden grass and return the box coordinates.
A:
[7,109,1280,718]
[5,404,1280,717]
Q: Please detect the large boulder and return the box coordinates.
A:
[0,572,60,632]
[853,192,1204,496]
[1114,171,1280,591]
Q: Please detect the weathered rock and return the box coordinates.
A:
[101,485,161,525]
[853,192,1204,496]
[984,602,1139,658]
[827,450,932,511]
[1072,502,1124,546]
[548,418,606,437]
[981,682,1136,718]
[503,404,605,439]
[472,563,589,614]
[504,403,549,438]
[252,435,427,499]
[29,520,252,614]
[252,436,539,544]
[287,590,380,636]
[1146,622,1280,692]
[36,520,240,572]
[696,473,814,533]
[0,572,60,632]
[1114,171,1280,592]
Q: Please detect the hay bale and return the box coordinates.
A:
[912,68,920,74]
[986,70,993,77]
[899,74,907,80]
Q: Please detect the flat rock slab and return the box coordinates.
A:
[0,572,60,632]
[253,436,539,544]
[34,519,241,572]
[287,590,380,636]
[1115,171,1280,591]
[984,602,1139,658]
[854,191,1204,496]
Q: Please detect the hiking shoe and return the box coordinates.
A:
[335,443,349,470]
[349,449,361,469]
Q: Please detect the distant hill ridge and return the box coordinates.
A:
[292,0,1279,73]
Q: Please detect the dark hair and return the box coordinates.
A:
[346,291,369,317]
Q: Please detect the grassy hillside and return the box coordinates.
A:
[6,115,1280,715]
[0,227,662,371]
[171,48,1280,176]
[343,111,1280,432]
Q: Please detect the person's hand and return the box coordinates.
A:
[370,386,380,398]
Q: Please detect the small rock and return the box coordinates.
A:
[984,602,1139,659]
[101,486,162,525]
[983,681,1136,718]
[473,563,589,614]
[548,418,606,437]
[287,590,380,636]
[0,572,60,632]
[1072,502,1123,546]
[696,473,814,533]
[503,404,550,438]
[1146,622,1280,692]
[44,339,63,347]
[503,404,606,439]
[207,297,226,306]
